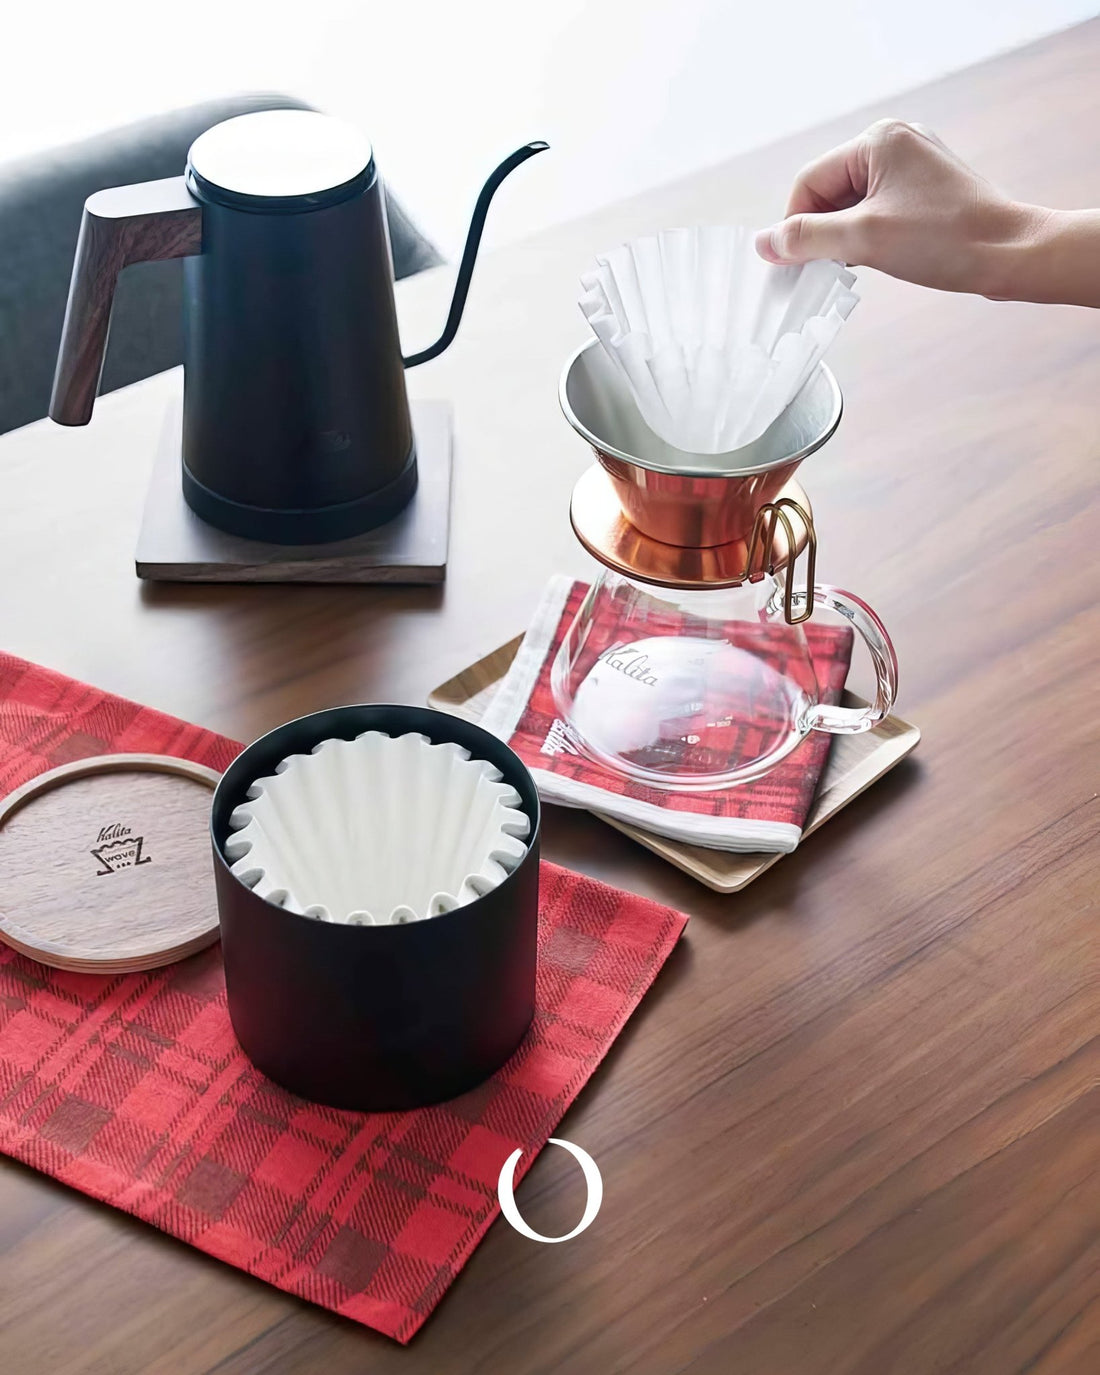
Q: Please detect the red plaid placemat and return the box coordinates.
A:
[0,652,686,1343]
[481,576,854,852]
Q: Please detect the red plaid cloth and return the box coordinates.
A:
[0,653,686,1343]
[481,577,854,850]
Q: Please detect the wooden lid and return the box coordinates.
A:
[0,754,222,973]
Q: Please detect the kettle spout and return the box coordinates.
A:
[402,141,548,368]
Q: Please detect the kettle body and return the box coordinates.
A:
[182,116,414,541]
[50,110,546,545]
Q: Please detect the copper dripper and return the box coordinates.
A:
[568,467,817,621]
[559,338,841,549]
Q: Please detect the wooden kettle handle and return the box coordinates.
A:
[49,177,202,426]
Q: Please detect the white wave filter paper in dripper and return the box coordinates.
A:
[224,731,530,925]
[579,226,858,454]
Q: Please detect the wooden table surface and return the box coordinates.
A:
[2,21,1098,1375]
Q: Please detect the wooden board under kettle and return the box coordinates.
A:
[135,399,453,584]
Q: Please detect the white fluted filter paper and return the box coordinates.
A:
[224,731,530,925]
[579,225,858,454]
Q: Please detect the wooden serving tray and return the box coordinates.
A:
[429,636,920,893]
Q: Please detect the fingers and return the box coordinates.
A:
[759,118,959,270]
[785,135,871,217]
[755,207,866,266]
[784,118,947,216]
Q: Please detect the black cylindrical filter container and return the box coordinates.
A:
[210,705,540,1111]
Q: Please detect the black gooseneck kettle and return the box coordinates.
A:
[50,110,547,543]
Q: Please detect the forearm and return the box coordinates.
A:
[986,206,1100,307]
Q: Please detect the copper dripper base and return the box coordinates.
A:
[570,464,814,593]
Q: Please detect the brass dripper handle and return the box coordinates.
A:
[745,499,817,625]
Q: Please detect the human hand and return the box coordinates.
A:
[754,119,1054,300]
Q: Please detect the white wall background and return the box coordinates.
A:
[3,1,1095,252]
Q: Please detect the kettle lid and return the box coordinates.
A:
[187,110,374,209]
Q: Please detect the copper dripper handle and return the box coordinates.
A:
[745,499,817,624]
